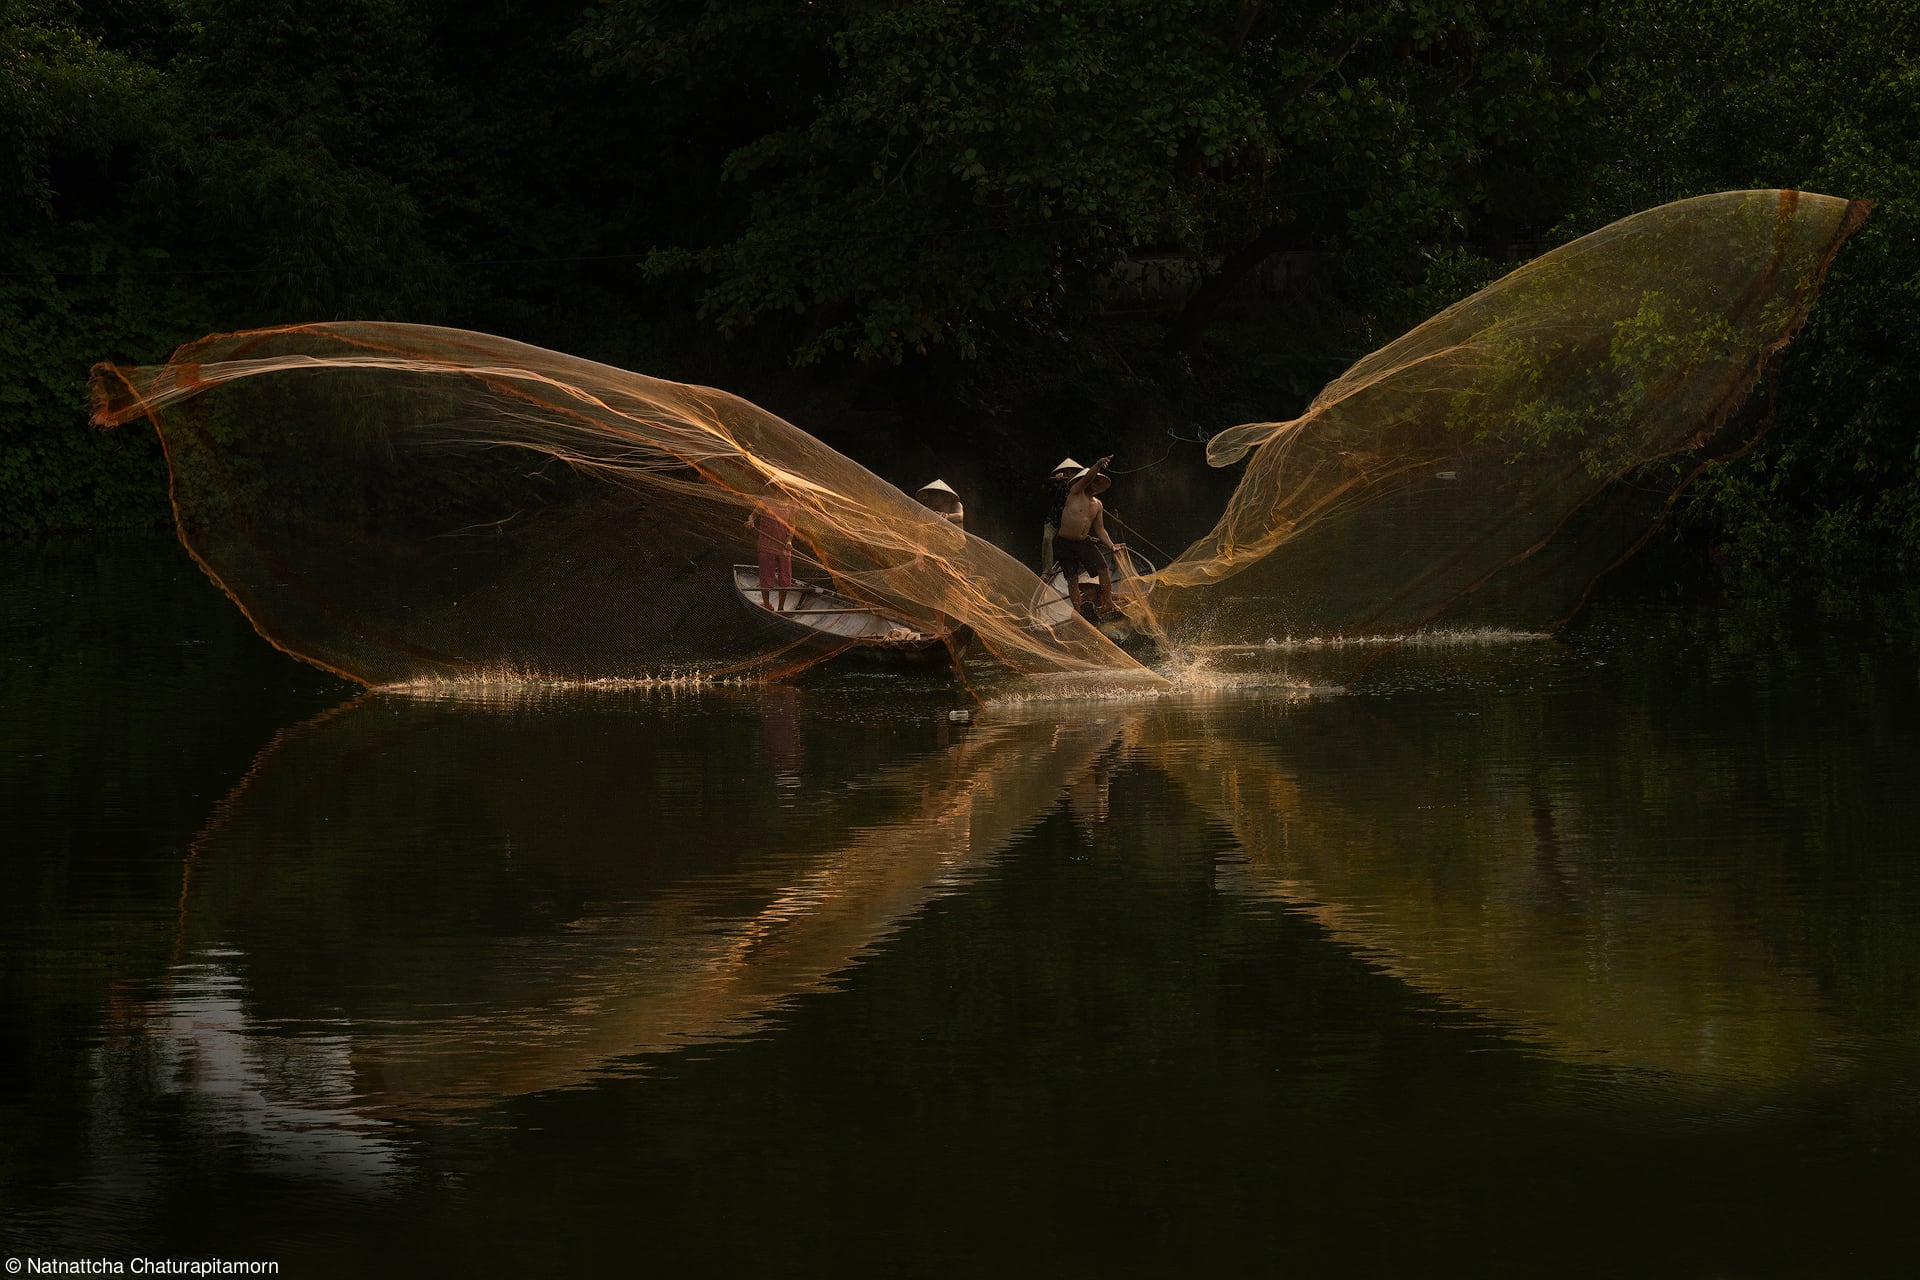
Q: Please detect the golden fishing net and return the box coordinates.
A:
[89,324,1141,685]
[89,190,1863,686]
[1146,189,1868,644]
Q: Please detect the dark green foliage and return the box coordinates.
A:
[584,0,1599,364]
[2,0,668,535]
[1579,0,1920,577]
[2,2,194,533]
[1,0,1914,582]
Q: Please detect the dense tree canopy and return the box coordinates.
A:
[2,0,1916,578]
[1582,0,1920,573]
[580,0,1599,362]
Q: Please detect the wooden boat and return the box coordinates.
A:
[1029,544,1156,645]
[732,565,968,666]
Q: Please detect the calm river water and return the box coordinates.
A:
[4,536,1919,1277]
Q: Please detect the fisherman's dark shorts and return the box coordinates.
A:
[1056,536,1107,578]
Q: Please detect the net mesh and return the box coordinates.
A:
[90,325,1141,686]
[88,190,1864,686]
[1144,189,1868,644]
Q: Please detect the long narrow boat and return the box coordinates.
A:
[1028,544,1157,645]
[732,565,968,667]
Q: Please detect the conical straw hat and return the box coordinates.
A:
[916,478,958,498]
[1051,457,1084,475]
[1072,467,1111,495]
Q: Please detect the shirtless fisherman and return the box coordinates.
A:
[1055,455,1124,617]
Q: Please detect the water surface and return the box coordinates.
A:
[4,538,1919,1276]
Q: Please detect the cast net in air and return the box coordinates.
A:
[87,190,1863,687]
[1142,189,1868,646]
[89,324,1149,687]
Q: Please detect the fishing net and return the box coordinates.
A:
[1144,189,1868,645]
[88,190,1863,686]
[90,324,1142,686]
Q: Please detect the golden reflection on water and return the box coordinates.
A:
[119,684,1860,1163]
[350,708,1122,1109]
[153,690,1125,1124]
[1129,700,1851,1085]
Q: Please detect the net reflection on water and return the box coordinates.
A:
[1134,700,1856,1087]
[95,675,1899,1178]
[157,692,1126,1121]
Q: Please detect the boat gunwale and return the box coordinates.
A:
[731,564,963,662]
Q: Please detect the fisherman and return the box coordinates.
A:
[751,482,799,604]
[1040,456,1081,574]
[915,478,965,530]
[1055,455,1124,618]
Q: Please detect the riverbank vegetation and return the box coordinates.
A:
[4,0,1915,578]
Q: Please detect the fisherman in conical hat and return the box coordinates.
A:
[1056,455,1124,618]
[914,478,965,530]
[1040,456,1083,573]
